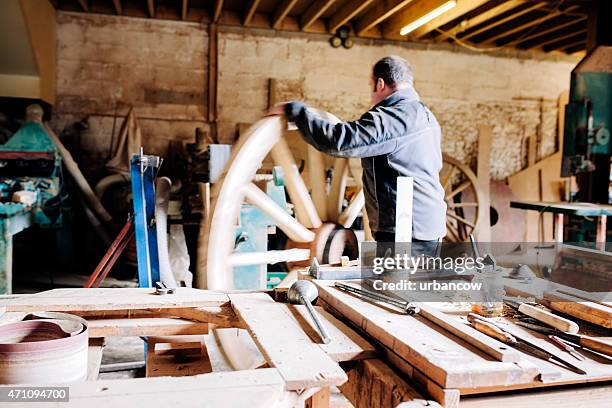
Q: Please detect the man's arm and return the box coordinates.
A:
[284,101,405,158]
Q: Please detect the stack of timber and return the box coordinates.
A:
[307,277,612,408]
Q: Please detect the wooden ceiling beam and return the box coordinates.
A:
[565,42,586,54]
[525,27,587,49]
[181,0,188,20]
[244,0,262,26]
[301,0,337,31]
[272,0,299,29]
[409,0,491,39]
[329,0,374,33]
[543,32,586,51]
[482,10,564,44]
[77,0,89,12]
[112,0,122,15]
[213,0,224,22]
[383,0,461,38]
[355,0,412,36]
[508,16,586,47]
[146,0,155,17]
[460,1,547,41]
[434,0,523,42]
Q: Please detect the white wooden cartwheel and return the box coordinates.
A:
[197,113,483,289]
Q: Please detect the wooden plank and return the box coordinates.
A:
[87,318,209,338]
[146,340,212,378]
[230,293,347,390]
[273,0,300,29]
[311,280,537,388]
[355,0,412,36]
[543,291,612,329]
[306,387,330,408]
[329,0,375,33]
[460,383,612,408]
[87,338,105,381]
[164,306,244,328]
[339,359,441,408]
[301,0,337,31]
[12,368,293,407]
[288,304,377,362]
[5,288,229,312]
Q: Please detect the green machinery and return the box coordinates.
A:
[0,106,63,293]
[562,45,612,204]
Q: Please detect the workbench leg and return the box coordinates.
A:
[554,213,564,243]
[596,215,607,251]
[306,387,330,408]
[0,236,12,295]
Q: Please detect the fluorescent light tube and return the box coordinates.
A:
[400,0,457,36]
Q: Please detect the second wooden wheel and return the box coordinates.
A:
[440,153,482,241]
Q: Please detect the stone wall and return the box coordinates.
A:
[53,11,579,179]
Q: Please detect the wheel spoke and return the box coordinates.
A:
[446,221,461,241]
[271,137,322,228]
[448,202,478,208]
[243,183,315,243]
[446,180,471,200]
[228,249,311,267]
[338,190,365,228]
[307,145,328,221]
[327,158,348,222]
[446,211,476,228]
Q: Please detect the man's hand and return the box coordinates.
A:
[266,102,287,117]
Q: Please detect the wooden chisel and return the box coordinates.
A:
[516,321,612,357]
[504,298,579,333]
[468,314,587,375]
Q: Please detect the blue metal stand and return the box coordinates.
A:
[130,151,161,288]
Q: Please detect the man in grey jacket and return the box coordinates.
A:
[270,56,446,243]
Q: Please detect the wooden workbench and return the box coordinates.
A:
[0,287,440,408]
[305,277,612,408]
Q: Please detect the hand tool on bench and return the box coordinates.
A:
[288,280,332,344]
[548,335,585,361]
[504,297,580,333]
[516,321,612,357]
[467,313,586,375]
[334,282,420,315]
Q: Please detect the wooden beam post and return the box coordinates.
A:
[301,0,337,31]
[208,23,218,142]
[146,0,155,17]
[476,125,492,242]
[273,0,300,29]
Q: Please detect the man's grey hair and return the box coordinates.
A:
[372,56,413,87]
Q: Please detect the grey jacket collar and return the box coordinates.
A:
[375,87,420,108]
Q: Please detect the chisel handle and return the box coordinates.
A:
[518,303,579,334]
[579,335,612,357]
[470,319,516,344]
